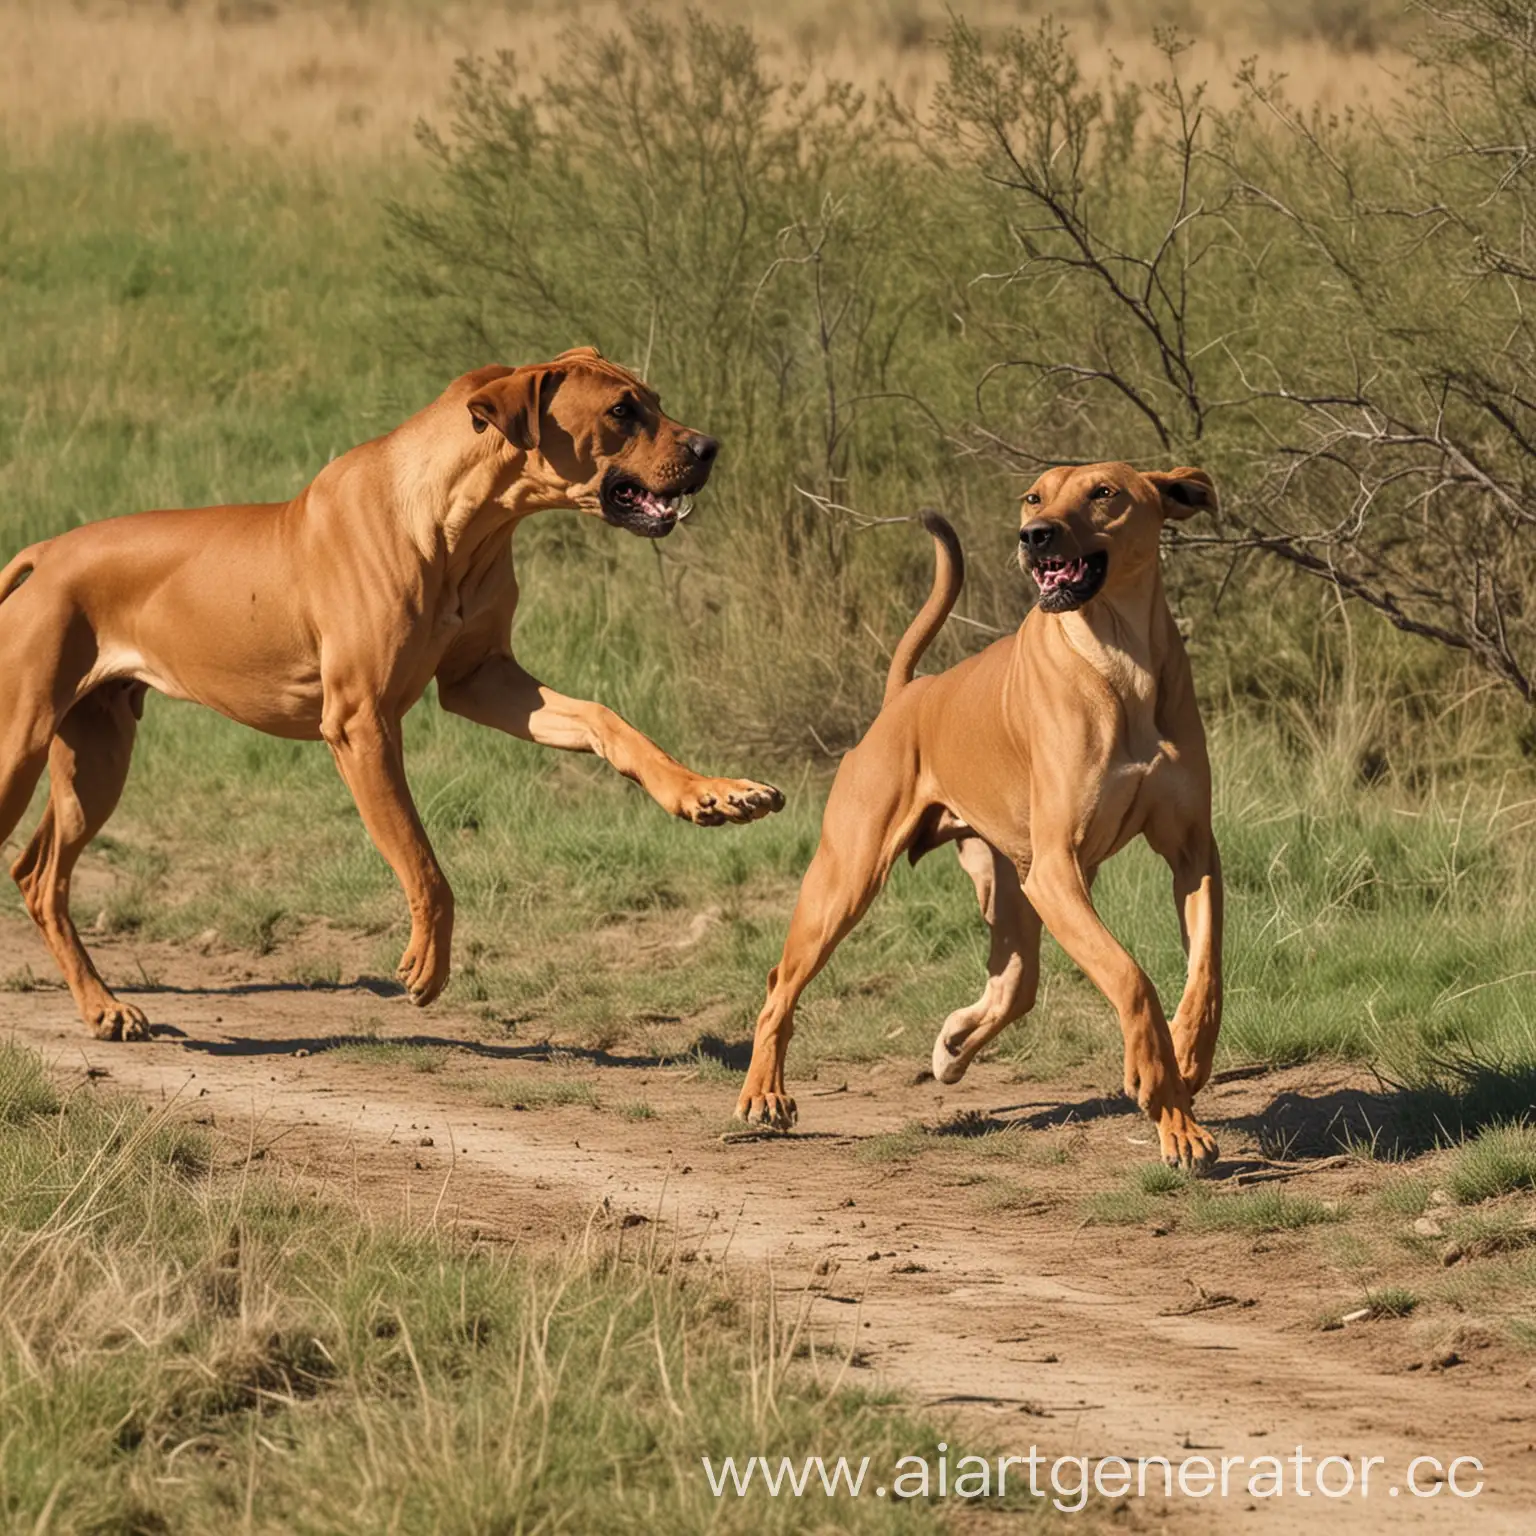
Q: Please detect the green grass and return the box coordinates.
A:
[1081,1189,1161,1227]
[857,1122,934,1163]
[0,1043,958,1533]
[1081,1164,1191,1226]
[0,1043,61,1123]
[973,1178,1042,1213]
[1444,1124,1536,1205]
[477,1073,600,1111]
[325,1039,453,1074]
[1133,1162,1189,1195]
[1083,1173,1343,1234]
[1376,1175,1434,1217]
[1362,1286,1419,1319]
[1446,1208,1536,1259]
[1185,1189,1342,1235]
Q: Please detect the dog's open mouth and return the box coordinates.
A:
[600,470,691,538]
[1029,550,1109,612]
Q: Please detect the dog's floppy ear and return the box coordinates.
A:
[467,367,559,450]
[1145,467,1217,521]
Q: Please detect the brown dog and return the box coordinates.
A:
[0,347,783,1038]
[734,464,1223,1172]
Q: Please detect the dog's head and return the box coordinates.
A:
[1016,462,1217,613]
[465,347,717,538]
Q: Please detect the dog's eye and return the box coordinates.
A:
[1024,493,1041,505]
[608,400,632,422]
[1089,484,1114,500]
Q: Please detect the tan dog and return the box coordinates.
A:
[0,347,783,1039]
[735,464,1223,1172]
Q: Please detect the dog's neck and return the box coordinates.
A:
[1054,564,1171,756]
[386,433,583,566]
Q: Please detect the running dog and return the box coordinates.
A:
[734,465,1222,1171]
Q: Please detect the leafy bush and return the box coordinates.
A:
[391,3,1536,763]
[919,3,1536,700]
[392,14,1004,755]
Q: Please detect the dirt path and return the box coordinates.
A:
[3,915,1532,1533]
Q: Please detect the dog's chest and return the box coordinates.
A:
[1074,740,1173,867]
[1060,623,1173,857]
[1063,618,1163,761]
[407,541,516,689]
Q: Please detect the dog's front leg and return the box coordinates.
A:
[322,702,453,1005]
[1024,847,1219,1174]
[438,652,784,826]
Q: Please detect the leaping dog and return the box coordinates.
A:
[0,348,784,1039]
[735,465,1223,1172]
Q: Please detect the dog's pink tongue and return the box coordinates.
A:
[637,489,673,519]
[1036,558,1084,593]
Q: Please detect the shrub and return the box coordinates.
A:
[391,4,1536,764]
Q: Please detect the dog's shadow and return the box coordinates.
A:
[122,986,1536,1159]
[932,1095,1137,1136]
[168,1032,677,1069]
[1221,1062,1536,1158]
[141,1011,757,1073]
[126,975,405,1002]
[925,1059,1536,1163]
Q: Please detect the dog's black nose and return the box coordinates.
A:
[1019,519,1058,553]
[686,434,719,465]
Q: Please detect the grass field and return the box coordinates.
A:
[3,0,1536,1528]
[0,1043,970,1533]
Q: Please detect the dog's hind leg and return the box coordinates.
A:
[1146,819,1223,1097]
[0,736,50,854]
[736,751,921,1130]
[930,837,1043,1085]
[12,683,147,1040]
[0,651,72,852]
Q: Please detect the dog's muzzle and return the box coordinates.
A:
[1026,549,1109,612]
[600,466,702,539]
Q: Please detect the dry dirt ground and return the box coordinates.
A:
[2,912,1533,1534]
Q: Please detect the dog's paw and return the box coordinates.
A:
[87,1000,150,1041]
[931,1030,972,1086]
[1170,1009,1220,1097]
[677,778,785,827]
[1154,1106,1219,1176]
[397,930,451,1007]
[1130,1053,1219,1175]
[734,1089,798,1131]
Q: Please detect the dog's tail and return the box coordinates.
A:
[883,511,964,707]
[0,541,48,605]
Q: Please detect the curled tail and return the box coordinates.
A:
[0,541,49,604]
[883,511,964,707]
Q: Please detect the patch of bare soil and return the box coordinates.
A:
[2,915,1532,1533]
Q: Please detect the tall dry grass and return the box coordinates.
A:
[1,0,1420,159]
[0,1042,946,1533]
